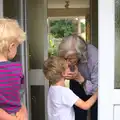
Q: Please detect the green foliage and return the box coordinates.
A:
[50,20,76,38]
[48,34,58,57]
[81,22,85,33]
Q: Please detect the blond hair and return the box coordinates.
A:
[43,56,67,85]
[0,18,26,53]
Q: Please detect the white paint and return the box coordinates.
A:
[29,69,45,85]
[114,105,120,120]
[0,0,3,17]
[98,0,120,120]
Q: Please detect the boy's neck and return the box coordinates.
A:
[55,78,65,87]
[0,54,8,62]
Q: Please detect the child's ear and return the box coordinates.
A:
[8,43,15,51]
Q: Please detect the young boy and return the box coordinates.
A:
[43,56,97,120]
[0,18,27,120]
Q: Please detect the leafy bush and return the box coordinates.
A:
[48,34,58,57]
[50,20,76,38]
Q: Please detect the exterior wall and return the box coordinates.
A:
[28,0,48,69]
[27,0,48,120]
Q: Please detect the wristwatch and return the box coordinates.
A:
[80,79,86,86]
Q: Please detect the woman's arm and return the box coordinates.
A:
[64,62,98,95]
[83,62,98,95]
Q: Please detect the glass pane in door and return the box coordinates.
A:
[115,0,120,88]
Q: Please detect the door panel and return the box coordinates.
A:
[114,105,120,120]
[99,0,120,120]
[115,0,120,89]
[31,86,45,120]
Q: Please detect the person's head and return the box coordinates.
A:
[43,56,70,85]
[58,34,87,65]
[0,18,26,60]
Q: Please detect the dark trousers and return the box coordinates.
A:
[70,80,97,120]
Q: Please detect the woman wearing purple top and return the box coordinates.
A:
[58,34,98,120]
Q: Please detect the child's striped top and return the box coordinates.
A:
[0,61,24,114]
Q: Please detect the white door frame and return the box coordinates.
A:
[98,0,120,120]
[0,0,3,17]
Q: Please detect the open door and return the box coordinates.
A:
[99,0,120,120]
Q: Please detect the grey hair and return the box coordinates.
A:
[58,34,87,63]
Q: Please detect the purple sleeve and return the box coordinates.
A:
[84,62,98,95]
[83,44,98,95]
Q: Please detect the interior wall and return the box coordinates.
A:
[48,8,89,17]
[3,0,18,19]
[90,0,98,48]
[48,0,89,8]
[0,0,3,17]
[3,0,22,61]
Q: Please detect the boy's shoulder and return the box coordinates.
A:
[49,86,70,91]
[49,86,74,96]
[0,61,23,76]
[0,61,22,67]
[48,86,79,107]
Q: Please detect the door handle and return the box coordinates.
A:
[32,96,36,103]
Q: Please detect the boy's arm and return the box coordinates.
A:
[75,91,98,110]
[0,109,16,120]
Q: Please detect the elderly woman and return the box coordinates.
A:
[58,34,98,120]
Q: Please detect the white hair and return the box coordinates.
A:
[58,34,87,62]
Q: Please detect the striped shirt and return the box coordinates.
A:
[0,61,24,114]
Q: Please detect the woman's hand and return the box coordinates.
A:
[65,66,85,84]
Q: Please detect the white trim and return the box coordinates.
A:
[114,105,120,120]
[0,0,3,17]
[29,69,45,86]
[113,90,120,104]
[98,0,115,120]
